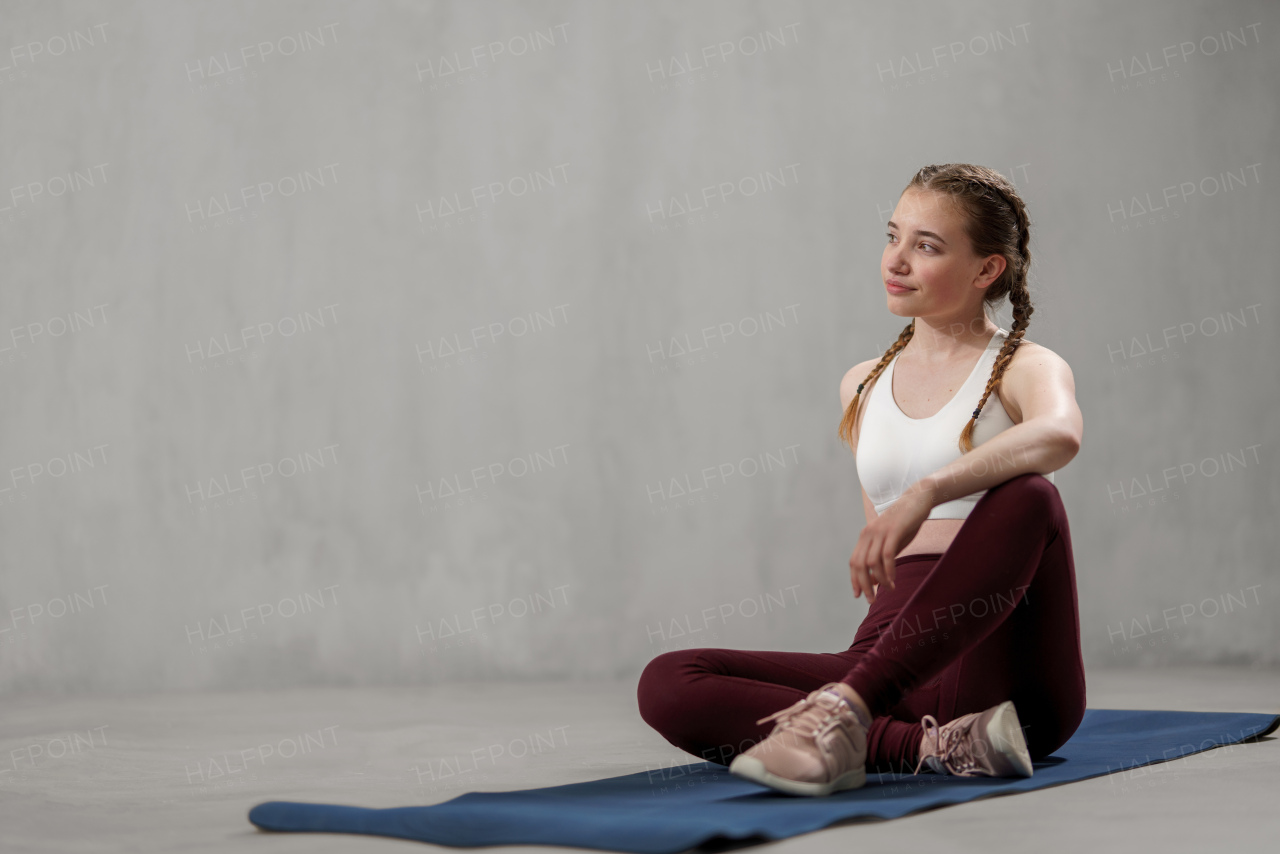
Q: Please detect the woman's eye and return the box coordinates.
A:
[886,233,935,252]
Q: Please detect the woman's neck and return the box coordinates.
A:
[907,318,998,359]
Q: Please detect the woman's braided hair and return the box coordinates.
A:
[838,164,1034,455]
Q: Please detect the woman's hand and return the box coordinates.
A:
[849,486,935,604]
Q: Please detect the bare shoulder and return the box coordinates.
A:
[839,356,883,414]
[1005,337,1075,383]
[999,337,1079,422]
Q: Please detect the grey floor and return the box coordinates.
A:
[2,666,1277,853]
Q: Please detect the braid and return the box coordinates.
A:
[836,319,915,450]
[957,175,1034,453]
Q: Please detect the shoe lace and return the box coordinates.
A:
[913,714,981,776]
[755,689,851,741]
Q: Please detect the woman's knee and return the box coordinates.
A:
[988,472,1065,524]
[636,649,698,728]
[1023,692,1087,760]
[993,471,1058,502]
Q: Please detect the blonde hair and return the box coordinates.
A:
[838,163,1034,454]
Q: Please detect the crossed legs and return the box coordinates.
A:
[637,473,1087,773]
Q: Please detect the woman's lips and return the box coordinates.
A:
[886,280,914,293]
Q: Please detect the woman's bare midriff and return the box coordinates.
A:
[871,519,961,597]
[897,518,964,558]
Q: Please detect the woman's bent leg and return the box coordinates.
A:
[839,472,1087,759]
[637,646,862,766]
[637,560,956,773]
[944,483,1088,759]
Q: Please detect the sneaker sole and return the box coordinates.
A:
[728,754,866,797]
[985,700,1034,777]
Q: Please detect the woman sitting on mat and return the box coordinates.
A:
[637,163,1087,797]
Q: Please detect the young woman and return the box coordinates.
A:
[636,164,1087,796]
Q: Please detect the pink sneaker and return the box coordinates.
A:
[728,682,873,796]
[913,700,1034,777]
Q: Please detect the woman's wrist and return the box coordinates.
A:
[906,477,943,507]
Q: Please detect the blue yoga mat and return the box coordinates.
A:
[249,708,1277,853]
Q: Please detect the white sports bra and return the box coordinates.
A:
[854,327,1054,520]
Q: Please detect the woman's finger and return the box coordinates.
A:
[850,535,871,597]
[859,561,876,605]
[879,546,896,592]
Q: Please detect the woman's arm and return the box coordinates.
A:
[910,341,1082,508]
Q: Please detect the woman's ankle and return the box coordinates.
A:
[831,682,874,725]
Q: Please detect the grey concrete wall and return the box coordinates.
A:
[1,0,1275,696]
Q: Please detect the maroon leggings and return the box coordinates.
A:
[636,472,1086,774]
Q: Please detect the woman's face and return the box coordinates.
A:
[881,187,1005,321]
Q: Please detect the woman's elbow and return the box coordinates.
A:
[1055,426,1081,465]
